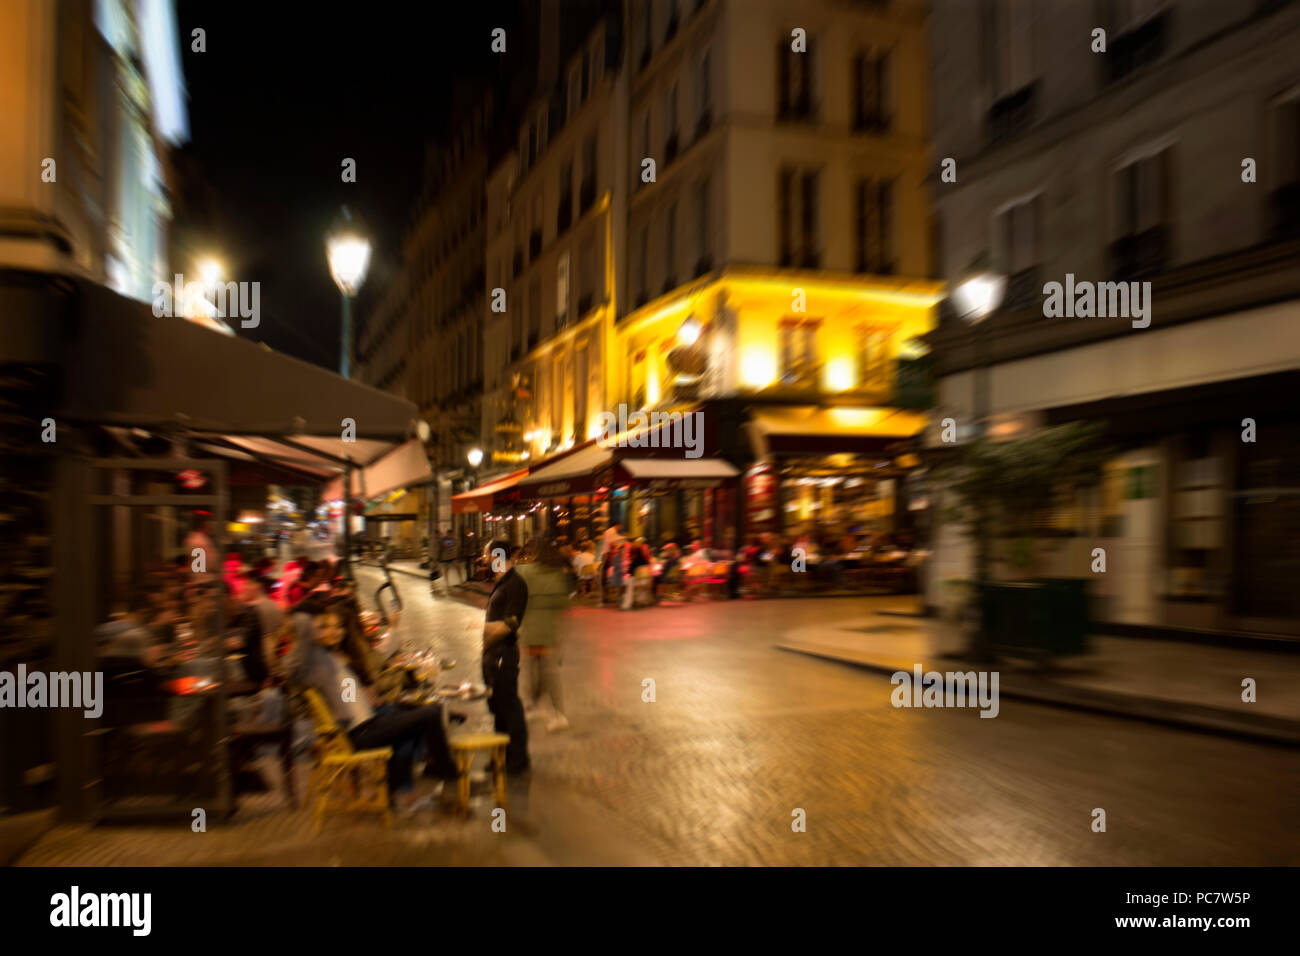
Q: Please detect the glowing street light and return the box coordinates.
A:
[198,258,223,286]
[326,209,371,379]
[467,447,484,469]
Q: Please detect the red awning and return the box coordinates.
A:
[451,468,530,514]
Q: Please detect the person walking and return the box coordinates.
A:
[597,522,622,605]
[515,539,571,732]
[482,540,530,774]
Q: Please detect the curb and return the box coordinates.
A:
[775,642,1300,748]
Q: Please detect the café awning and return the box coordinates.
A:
[746,406,928,459]
[26,279,431,495]
[451,468,530,514]
[617,456,739,490]
[515,441,614,498]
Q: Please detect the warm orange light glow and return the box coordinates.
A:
[741,347,777,389]
[824,356,856,392]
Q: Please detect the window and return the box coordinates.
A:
[636,109,652,188]
[556,252,570,329]
[664,202,677,290]
[590,35,604,87]
[779,167,821,268]
[1105,0,1168,83]
[641,0,654,66]
[777,35,815,120]
[995,194,1040,307]
[665,82,679,161]
[528,277,541,349]
[779,318,820,386]
[857,325,892,394]
[696,48,713,135]
[580,135,598,211]
[852,49,890,131]
[854,178,893,274]
[1110,147,1172,280]
[558,159,573,234]
[1269,92,1300,240]
[636,225,649,305]
[579,236,596,314]
[694,177,712,274]
[984,0,1035,99]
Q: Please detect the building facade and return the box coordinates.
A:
[473,6,627,541]
[925,0,1300,637]
[463,0,942,552]
[0,0,187,299]
[608,0,938,549]
[359,98,498,553]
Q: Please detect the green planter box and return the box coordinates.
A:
[978,579,1090,658]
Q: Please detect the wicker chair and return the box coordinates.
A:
[300,688,393,833]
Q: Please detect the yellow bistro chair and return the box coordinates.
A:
[301,687,394,834]
[447,732,510,818]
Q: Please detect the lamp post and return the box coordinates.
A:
[326,210,372,379]
[952,259,1006,438]
[466,446,483,547]
[951,258,1006,659]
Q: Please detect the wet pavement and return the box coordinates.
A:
[17,569,1300,865]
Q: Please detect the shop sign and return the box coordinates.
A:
[642,477,723,490]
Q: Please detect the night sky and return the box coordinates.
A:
[171,0,533,369]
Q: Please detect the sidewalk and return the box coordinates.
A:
[360,557,493,597]
[776,613,1300,746]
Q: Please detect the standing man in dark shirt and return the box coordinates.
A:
[483,540,530,774]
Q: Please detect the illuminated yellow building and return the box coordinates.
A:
[472,0,942,549]
[606,0,940,547]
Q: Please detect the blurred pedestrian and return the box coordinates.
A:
[437,527,459,587]
[598,522,622,605]
[516,539,571,731]
[482,540,530,774]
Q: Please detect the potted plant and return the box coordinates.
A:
[937,421,1107,661]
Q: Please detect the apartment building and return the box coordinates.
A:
[925,0,1300,637]
[478,7,627,484]
[0,0,187,300]
[608,0,940,547]
[358,97,497,546]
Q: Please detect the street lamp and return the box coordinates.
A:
[465,447,484,545]
[952,258,1006,436]
[198,258,223,287]
[326,210,372,379]
[951,258,1005,661]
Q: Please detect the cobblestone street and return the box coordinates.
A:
[19,570,1300,865]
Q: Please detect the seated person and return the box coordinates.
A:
[288,599,458,806]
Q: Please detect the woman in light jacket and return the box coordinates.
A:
[516,539,572,731]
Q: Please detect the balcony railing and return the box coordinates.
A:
[1003,265,1042,311]
[853,111,890,134]
[988,81,1038,146]
[1106,10,1169,85]
[1108,225,1169,281]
